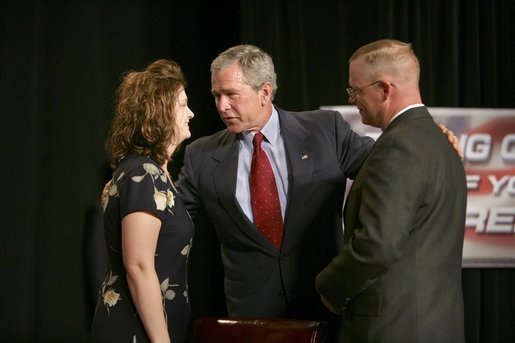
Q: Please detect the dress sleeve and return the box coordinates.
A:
[118,161,172,223]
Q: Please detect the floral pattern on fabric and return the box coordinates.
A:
[92,155,194,343]
[105,163,176,214]
[100,271,121,315]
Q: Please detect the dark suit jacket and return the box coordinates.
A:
[176,106,373,321]
[316,107,467,343]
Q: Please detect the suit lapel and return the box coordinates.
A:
[211,131,279,252]
[211,133,241,218]
[277,108,314,251]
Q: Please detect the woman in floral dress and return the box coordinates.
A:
[92,59,195,343]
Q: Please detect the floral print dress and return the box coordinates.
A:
[92,155,194,343]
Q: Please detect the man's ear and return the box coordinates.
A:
[378,81,391,100]
[260,82,273,105]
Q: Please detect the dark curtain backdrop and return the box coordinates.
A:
[1,0,514,342]
[1,1,236,342]
[239,1,515,343]
[241,0,513,110]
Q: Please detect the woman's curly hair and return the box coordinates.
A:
[105,59,187,169]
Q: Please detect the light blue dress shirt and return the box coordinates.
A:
[236,106,288,223]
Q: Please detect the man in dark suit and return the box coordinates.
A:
[316,39,467,342]
[176,44,373,340]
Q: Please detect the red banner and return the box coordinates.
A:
[324,106,515,267]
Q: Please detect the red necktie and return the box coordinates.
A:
[250,132,284,250]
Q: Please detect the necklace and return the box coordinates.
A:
[161,165,177,192]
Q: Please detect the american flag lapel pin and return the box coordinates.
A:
[301,154,308,160]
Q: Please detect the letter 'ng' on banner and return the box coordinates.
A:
[322,106,515,268]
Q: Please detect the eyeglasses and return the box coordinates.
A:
[346,81,380,98]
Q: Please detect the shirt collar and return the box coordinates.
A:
[241,106,280,146]
[386,103,424,127]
